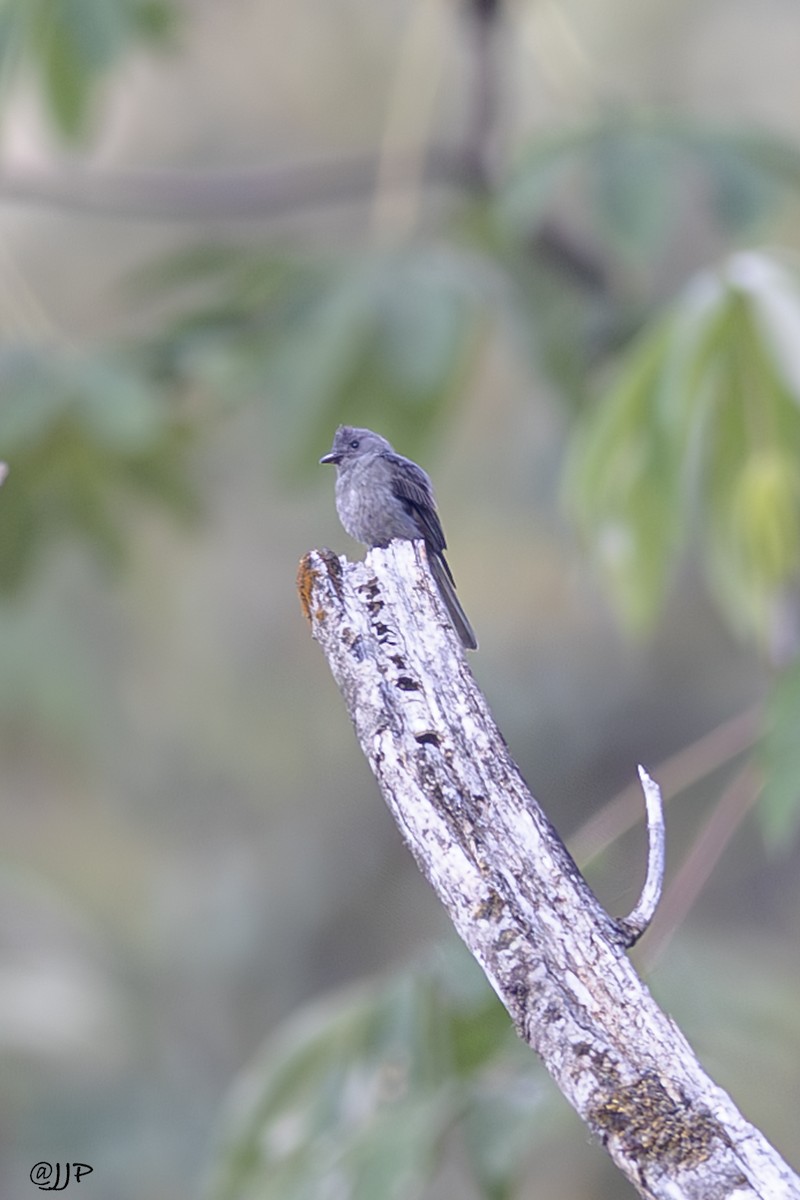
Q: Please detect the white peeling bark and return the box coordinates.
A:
[298,540,800,1200]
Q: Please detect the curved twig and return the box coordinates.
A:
[613,766,666,947]
[638,761,761,971]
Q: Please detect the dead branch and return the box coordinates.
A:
[298,539,800,1200]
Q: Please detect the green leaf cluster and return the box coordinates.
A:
[205,946,552,1200]
[141,243,495,465]
[135,116,800,454]
[0,345,195,589]
[567,251,800,642]
[0,0,177,137]
[498,115,800,260]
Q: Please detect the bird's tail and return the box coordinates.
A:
[428,551,478,651]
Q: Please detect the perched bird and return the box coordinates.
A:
[320,425,477,650]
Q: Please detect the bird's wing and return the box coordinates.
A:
[384,451,450,562]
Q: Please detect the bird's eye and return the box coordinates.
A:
[349,439,360,450]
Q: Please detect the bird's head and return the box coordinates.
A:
[319,426,392,467]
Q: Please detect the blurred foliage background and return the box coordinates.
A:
[2,1,800,1197]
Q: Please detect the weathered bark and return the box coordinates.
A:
[298,539,800,1200]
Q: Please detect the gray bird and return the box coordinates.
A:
[320,425,478,650]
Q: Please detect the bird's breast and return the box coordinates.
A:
[335,461,380,545]
[334,456,418,547]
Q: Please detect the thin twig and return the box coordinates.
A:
[637,761,762,972]
[613,766,666,946]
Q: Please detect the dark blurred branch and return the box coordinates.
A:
[0,0,607,299]
[460,0,503,189]
[530,222,610,293]
[0,144,610,295]
[0,146,472,221]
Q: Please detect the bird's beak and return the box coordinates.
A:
[319,451,341,465]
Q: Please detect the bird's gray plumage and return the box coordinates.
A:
[320,425,477,650]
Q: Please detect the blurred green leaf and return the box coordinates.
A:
[289,246,488,442]
[759,663,800,848]
[701,257,800,639]
[0,0,178,138]
[128,243,306,308]
[54,0,131,68]
[75,358,167,451]
[462,1072,553,1200]
[472,118,800,407]
[487,237,616,412]
[497,116,798,262]
[741,252,800,397]
[704,142,775,232]
[587,131,678,263]
[496,127,593,234]
[565,314,688,630]
[40,15,88,136]
[139,244,494,466]
[567,251,800,642]
[131,0,175,39]
[206,944,546,1200]
[0,346,195,591]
